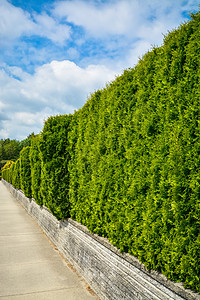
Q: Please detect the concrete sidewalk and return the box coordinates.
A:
[0,181,98,300]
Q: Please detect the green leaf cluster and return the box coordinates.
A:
[2,11,200,293]
[20,146,32,198]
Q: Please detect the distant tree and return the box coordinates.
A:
[0,133,35,176]
[0,139,20,161]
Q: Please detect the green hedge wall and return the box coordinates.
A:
[20,146,32,198]
[2,161,14,183]
[2,11,200,293]
[12,159,21,190]
[30,135,42,206]
[39,114,73,219]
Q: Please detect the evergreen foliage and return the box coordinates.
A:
[29,135,42,205]
[12,159,21,190]
[1,161,14,182]
[2,11,200,293]
[0,139,20,161]
[0,134,36,179]
[20,146,32,198]
[39,115,72,219]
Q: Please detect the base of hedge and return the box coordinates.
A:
[2,179,199,300]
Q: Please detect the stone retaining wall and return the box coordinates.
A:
[2,179,199,300]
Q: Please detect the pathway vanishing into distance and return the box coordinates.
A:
[0,181,98,300]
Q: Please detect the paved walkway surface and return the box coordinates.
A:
[0,181,98,300]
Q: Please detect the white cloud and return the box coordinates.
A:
[0,60,116,139]
[54,0,194,39]
[54,0,138,37]
[0,101,5,110]
[33,13,71,44]
[53,0,199,71]
[0,0,34,44]
[0,0,199,140]
[0,0,70,46]
[0,109,54,140]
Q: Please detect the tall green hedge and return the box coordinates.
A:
[39,114,73,219]
[2,160,14,183]
[67,12,200,292]
[20,146,32,198]
[30,135,42,205]
[12,159,21,190]
[2,11,200,293]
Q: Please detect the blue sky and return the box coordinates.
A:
[0,0,199,140]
